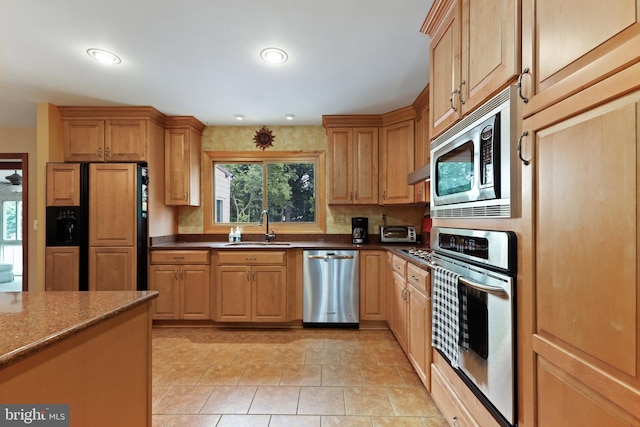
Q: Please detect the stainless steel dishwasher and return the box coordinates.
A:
[303,250,359,328]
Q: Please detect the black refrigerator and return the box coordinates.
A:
[45,163,149,291]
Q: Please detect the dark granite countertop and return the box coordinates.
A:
[0,291,158,368]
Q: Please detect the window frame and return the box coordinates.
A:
[203,150,326,234]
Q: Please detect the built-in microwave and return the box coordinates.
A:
[430,85,520,218]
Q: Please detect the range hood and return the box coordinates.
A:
[407,163,430,184]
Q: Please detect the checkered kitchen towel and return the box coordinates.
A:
[432,266,462,368]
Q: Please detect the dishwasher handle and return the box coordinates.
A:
[307,254,355,260]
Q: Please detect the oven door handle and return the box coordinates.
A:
[459,277,506,295]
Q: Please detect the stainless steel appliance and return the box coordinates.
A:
[380,225,417,243]
[45,163,149,291]
[302,250,359,328]
[351,217,368,244]
[428,226,517,427]
[430,85,520,218]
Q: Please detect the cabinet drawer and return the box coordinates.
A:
[217,251,286,265]
[391,254,407,277]
[431,364,478,427]
[407,262,430,296]
[150,250,210,264]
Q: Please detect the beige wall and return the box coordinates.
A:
[178,125,425,235]
[0,127,38,291]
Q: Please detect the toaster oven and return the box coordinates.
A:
[380,226,417,243]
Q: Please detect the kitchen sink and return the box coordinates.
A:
[224,241,291,246]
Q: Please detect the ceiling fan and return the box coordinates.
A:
[0,170,22,193]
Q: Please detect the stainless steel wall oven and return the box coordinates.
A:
[429,226,517,427]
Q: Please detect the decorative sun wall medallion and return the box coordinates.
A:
[253,126,275,150]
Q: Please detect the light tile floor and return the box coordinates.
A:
[152,327,447,427]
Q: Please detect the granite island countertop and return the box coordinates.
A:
[0,291,158,368]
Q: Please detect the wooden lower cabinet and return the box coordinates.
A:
[406,263,431,391]
[521,64,640,425]
[215,251,287,323]
[45,246,79,291]
[391,271,409,351]
[89,246,135,291]
[359,250,387,320]
[149,250,211,320]
[431,363,478,427]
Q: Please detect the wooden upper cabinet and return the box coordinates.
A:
[521,0,640,118]
[423,0,519,138]
[59,106,164,162]
[89,163,136,247]
[380,118,415,205]
[326,127,379,205]
[164,117,205,206]
[46,163,80,206]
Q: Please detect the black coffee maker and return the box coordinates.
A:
[352,217,368,244]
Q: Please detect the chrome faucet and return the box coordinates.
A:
[259,210,276,242]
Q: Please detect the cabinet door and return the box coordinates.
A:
[252,265,287,322]
[352,128,379,204]
[89,163,136,247]
[360,251,386,320]
[216,265,251,322]
[523,70,640,422]
[407,286,431,391]
[460,0,518,116]
[45,246,79,291]
[180,265,211,320]
[63,120,105,162]
[46,163,80,207]
[105,119,147,162]
[385,252,395,328]
[428,0,461,138]
[391,272,408,352]
[381,120,415,204]
[89,246,136,291]
[165,127,202,207]
[149,265,180,319]
[327,128,354,204]
[521,0,640,117]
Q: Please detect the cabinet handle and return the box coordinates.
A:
[173,256,184,260]
[246,271,250,281]
[184,192,188,201]
[104,146,110,158]
[180,270,183,280]
[174,270,178,280]
[252,271,256,281]
[354,191,358,201]
[450,89,458,112]
[518,67,530,103]
[457,80,466,106]
[97,147,102,158]
[517,131,531,166]
[410,275,418,282]
[246,257,257,261]
[382,191,386,201]
[452,416,459,427]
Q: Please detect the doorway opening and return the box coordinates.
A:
[0,154,27,291]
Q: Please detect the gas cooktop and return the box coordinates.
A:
[399,248,433,266]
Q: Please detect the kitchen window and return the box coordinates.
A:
[203,151,326,234]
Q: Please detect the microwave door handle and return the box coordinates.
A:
[459,277,506,295]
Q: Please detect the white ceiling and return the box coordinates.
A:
[0,0,433,128]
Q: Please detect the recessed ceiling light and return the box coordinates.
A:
[284,114,295,120]
[234,114,245,121]
[86,48,121,65]
[260,48,288,64]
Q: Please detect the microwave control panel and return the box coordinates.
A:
[480,124,495,187]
